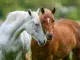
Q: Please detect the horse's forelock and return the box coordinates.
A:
[40,8,55,23]
[44,8,52,13]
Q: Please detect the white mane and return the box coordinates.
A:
[5,11,29,23]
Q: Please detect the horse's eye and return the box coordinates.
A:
[52,19,55,22]
[35,24,39,26]
[42,21,45,23]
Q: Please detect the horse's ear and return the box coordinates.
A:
[28,9,32,16]
[36,8,40,15]
[52,7,56,14]
[41,8,45,14]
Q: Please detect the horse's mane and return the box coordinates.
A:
[5,11,28,23]
[5,11,40,24]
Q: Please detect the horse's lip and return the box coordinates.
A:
[47,37,52,40]
[38,41,46,46]
[47,38,52,40]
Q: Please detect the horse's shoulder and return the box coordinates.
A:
[54,19,73,33]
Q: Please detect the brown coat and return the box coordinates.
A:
[31,20,80,60]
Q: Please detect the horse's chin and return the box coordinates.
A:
[37,41,46,47]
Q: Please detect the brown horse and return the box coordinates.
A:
[31,8,80,60]
[39,8,80,60]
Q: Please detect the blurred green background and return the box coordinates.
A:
[0,0,80,21]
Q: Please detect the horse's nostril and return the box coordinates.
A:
[47,34,52,40]
[38,40,44,46]
[44,40,46,44]
[39,40,41,44]
[49,34,52,38]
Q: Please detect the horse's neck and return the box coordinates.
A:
[4,11,29,33]
[0,10,34,45]
[0,19,26,44]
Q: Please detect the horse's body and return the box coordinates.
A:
[31,8,80,60]
[0,10,46,60]
[61,20,80,60]
[0,31,31,60]
[0,21,31,60]
[31,20,77,60]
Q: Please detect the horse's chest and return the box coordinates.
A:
[32,45,51,60]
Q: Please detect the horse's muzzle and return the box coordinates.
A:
[38,39,46,46]
[46,34,52,40]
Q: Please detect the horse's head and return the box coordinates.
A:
[24,10,47,46]
[39,8,56,40]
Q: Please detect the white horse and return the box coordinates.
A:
[0,10,47,60]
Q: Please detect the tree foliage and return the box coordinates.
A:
[0,0,80,20]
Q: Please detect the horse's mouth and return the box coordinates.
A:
[47,37,52,40]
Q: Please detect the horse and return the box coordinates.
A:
[0,10,47,60]
[40,8,80,60]
[31,8,80,60]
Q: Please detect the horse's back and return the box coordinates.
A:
[55,19,80,48]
